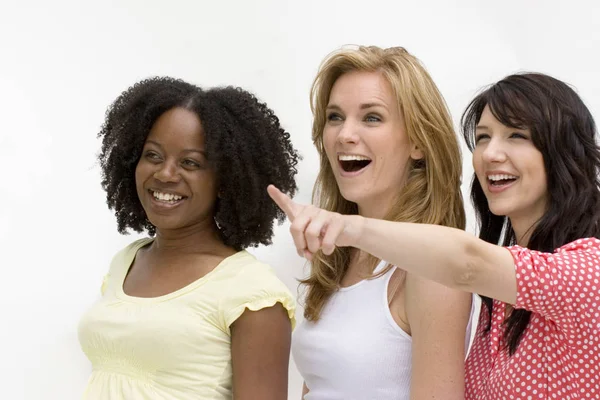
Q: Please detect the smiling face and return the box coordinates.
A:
[322,70,423,217]
[135,107,218,233]
[473,105,548,225]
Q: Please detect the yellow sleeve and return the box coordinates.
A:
[220,262,296,334]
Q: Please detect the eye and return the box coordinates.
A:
[364,114,382,123]
[144,150,161,161]
[474,133,490,143]
[510,132,528,140]
[326,112,343,122]
[182,159,201,169]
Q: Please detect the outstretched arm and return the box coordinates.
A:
[357,217,517,303]
[267,185,517,304]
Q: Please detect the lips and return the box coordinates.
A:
[147,189,187,210]
[488,173,518,186]
[151,189,185,202]
[338,154,372,174]
[485,173,519,193]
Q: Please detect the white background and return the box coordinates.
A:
[1,0,599,399]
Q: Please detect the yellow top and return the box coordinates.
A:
[78,238,296,400]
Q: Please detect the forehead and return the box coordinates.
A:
[477,104,531,133]
[478,105,512,129]
[147,107,205,147]
[329,70,395,106]
[477,105,500,125]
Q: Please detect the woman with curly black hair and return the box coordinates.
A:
[78,77,300,400]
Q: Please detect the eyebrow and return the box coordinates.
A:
[326,102,388,111]
[360,102,387,110]
[475,125,489,130]
[145,140,206,155]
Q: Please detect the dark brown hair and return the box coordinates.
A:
[461,72,600,354]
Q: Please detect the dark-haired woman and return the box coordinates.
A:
[269,72,600,399]
[78,77,299,400]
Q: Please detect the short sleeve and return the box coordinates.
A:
[509,237,600,339]
[220,263,296,334]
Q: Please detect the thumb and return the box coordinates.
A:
[267,185,298,221]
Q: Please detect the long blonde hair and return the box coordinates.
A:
[303,45,465,321]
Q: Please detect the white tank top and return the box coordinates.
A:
[292,261,412,400]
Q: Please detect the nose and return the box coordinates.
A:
[337,119,360,145]
[153,160,181,183]
[481,138,507,164]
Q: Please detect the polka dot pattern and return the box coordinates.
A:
[465,238,600,399]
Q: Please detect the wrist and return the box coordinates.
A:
[346,214,366,248]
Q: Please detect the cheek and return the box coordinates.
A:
[471,150,485,177]
[194,172,218,199]
[471,148,481,169]
[380,138,412,169]
[378,131,410,161]
[522,149,546,182]
[134,163,145,188]
[322,127,335,146]
[322,130,337,162]
[533,163,548,197]
[135,159,155,180]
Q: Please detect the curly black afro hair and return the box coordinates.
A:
[98,76,300,250]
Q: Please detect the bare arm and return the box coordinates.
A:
[231,303,292,400]
[267,185,517,304]
[405,274,471,399]
[357,218,517,304]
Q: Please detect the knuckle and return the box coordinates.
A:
[306,225,321,237]
[290,222,303,234]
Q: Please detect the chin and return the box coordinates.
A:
[337,188,364,205]
[487,203,511,217]
[146,217,181,231]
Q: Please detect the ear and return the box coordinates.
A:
[410,144,424,161]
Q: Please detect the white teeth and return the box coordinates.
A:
[488,174,518,181]
[338,154,371,161]
[153,191,183,201]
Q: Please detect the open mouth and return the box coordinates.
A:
[149,190,187,204]
[338,154,372,173]
[487,174,518,187]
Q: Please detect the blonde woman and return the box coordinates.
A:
[273,73,600,399]
[285,46,472,399]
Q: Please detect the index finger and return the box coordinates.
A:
[267,184,297,220]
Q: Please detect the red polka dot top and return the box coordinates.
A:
[465,238,600,399]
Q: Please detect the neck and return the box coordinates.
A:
[152,219,230,256]
[509,214,541,247]
[347,248,377,276]
[357,196,393,220]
